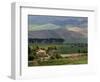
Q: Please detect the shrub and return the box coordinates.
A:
[28,55,34,61]
[28,45,38,61]
[55,54,62,59]
[50,53,62,59]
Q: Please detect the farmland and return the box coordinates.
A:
[28,15,88,66]
[28,54,87,66]
[28,43,87,54]
[28,43,88,66]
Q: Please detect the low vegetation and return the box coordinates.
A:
[28,43,88,66]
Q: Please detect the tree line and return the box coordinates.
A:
[28,38,64,44]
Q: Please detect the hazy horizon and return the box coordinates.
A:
[28,15,88,31]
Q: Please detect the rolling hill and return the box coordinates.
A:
[28,27,87,43]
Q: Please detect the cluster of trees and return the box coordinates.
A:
[46,46,62,59]
[28,46,39,61]
[28,45,62,61]
[28,38,64,44]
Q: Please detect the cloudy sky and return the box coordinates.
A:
[28,15,88,31]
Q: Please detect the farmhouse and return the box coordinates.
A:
[36,48,49,61]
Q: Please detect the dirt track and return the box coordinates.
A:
[61,53,84,57]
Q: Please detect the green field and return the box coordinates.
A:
[28,43,87,54]
[28,55,87,66]
[28,43,88,66]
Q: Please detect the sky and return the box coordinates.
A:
[28,15,88,31]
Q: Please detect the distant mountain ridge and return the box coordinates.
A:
[28,27,87,43]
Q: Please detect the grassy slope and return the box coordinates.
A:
[28,55,87,66]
